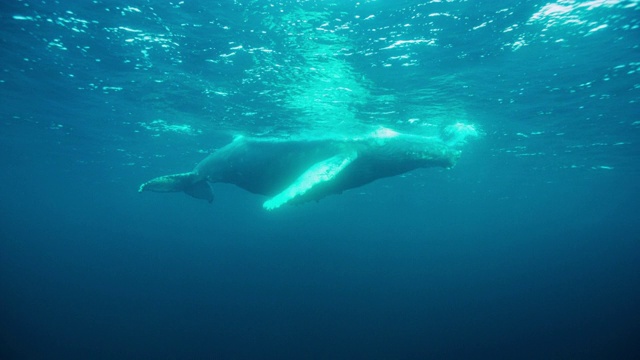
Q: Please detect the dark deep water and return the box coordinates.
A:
[1,0,640,359]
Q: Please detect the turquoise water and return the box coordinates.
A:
[1,0,639,358]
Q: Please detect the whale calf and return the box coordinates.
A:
[139,128,466,210]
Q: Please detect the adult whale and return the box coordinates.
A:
[139,128,467,210]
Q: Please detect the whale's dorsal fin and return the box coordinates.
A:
[263,152,358,211]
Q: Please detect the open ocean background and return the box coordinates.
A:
[1,0,639,359]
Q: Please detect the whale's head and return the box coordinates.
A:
[365,131,460,169]
[401,138,461,169]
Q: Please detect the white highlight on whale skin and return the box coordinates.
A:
[371,127,400,139]
[443,122,478,147]
[263,152,357,211]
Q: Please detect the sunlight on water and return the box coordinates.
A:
[256,6,374,131]
[529,0,638,30]
[138,119,201,136]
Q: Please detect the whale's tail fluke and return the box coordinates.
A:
[138,172,214,203]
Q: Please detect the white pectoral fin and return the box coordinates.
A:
[263,152,358,211]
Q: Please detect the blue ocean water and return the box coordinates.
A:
[1,0,639,358]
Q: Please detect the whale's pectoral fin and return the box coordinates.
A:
[263,152,358,211]
[139,172,214,203]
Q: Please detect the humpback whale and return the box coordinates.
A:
[139,128,467,210]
